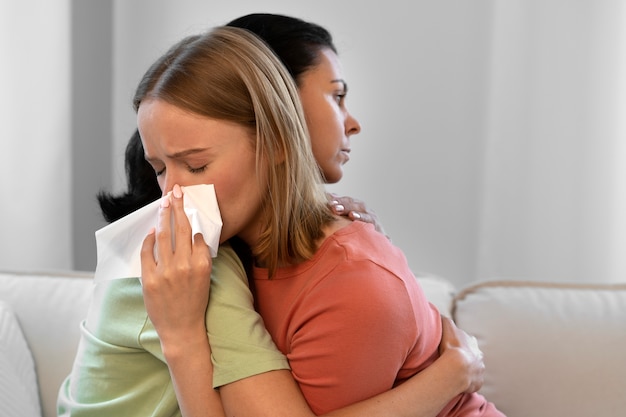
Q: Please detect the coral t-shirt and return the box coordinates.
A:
[253,221,503,416]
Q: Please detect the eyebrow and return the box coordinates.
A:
[331,79,348,93]
[145,148,209,163]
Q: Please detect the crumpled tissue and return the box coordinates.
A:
[93,184,222,283]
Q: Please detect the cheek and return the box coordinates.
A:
[303,97,335,139]
[213,161,264,240]
[308,106,344,148]
[310,127,341,162]
[212,174,246,214]
[214,183,245,242]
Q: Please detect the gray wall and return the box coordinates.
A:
[10,1,621,286]
[104,0,493,287]
[71,0,112,271]
[1,0,73,272]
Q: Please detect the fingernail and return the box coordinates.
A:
[351,211,361,219]
[334,204,344,212]
[173,184,183,199]
[161,195,170,208]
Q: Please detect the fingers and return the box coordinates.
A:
[329,194,366,213]
[329,197,369,223]
[170,184,192,253]
[328,193,388,236]
[142,184,208,286]
[155,184,192,256]
[438,316,486,394]
[141,227,157,277]
[193,233,212,265]
[155,194,173,260]
[440,315,454,338]
[439,315,458,353]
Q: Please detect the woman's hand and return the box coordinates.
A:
[140,184,212,348]
[140,186,224,416]
[328,193,386,236]
[438,316,485,394]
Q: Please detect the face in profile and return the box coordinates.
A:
[298,48,361,184]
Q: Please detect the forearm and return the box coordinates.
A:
[162,332,225,417]
[218,351,463,417]
[322,351,465,417]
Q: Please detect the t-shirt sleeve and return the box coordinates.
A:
[207,245,289,388]
[286,260,438,414]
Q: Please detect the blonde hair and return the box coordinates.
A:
[133,26,334,275]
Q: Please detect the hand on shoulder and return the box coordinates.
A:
[328,193,387,237]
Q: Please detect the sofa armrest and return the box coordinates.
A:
[0,270,94,417]
[453,280,626,417]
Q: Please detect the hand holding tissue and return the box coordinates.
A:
[93,184,222,283]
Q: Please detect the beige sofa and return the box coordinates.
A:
[1,269,625,417]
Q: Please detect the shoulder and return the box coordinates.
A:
[325,220,391,249]
[312,258,413,306]
[323,221,410,276]
[211,243,246,283]
[309,222,432,316]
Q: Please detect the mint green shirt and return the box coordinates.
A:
[58,244,288,416]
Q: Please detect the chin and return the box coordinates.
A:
[324,174,342,184]
[321,164,343,184]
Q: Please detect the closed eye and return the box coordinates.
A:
[189,165,207,174]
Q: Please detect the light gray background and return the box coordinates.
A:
[4,0,625,288]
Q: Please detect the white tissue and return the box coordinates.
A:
[93,184,222,283]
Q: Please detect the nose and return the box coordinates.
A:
[160,178,172,197]
[345,111,361,137]
[160,171,181,197]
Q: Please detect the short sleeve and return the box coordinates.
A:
[207,245,289,387]
[285,260,436,414]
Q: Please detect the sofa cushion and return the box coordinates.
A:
[0,300,42,417]
[453,280,626,417]
[415,273,456,317]
[0,271,94,417]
